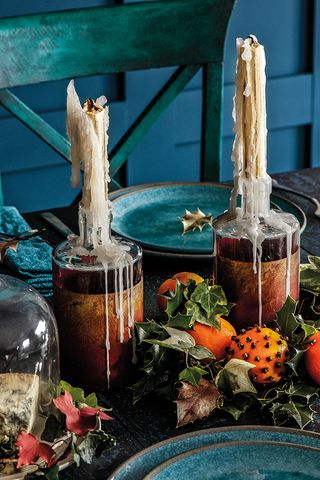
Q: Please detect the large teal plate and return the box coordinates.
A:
[146,441,320,480]
[108,426,320,480]
[111,183,306,254]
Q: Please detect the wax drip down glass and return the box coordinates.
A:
[52,81,144,390]
[213,36,300,330]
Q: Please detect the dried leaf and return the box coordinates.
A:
[175,379,221,427]
[180,208,212,234]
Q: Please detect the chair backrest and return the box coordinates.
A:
[0,0,236,196]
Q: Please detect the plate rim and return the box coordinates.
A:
[144,439,320,480]
[110,182,307,255]
[108,425,320,480]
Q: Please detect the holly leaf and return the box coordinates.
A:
[286,382,319,402]
[270,400,315,429]
[76,430,116,464]
[175,379,222,427]
[215,359,257,397]
[178,366,208,386]
[165,280,185,317]
[188,345,215,360]
[144,326,195,352]
[285,348,307,376]
[276,296,299,338]
[222,393,257,420]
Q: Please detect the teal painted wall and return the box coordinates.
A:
[0,0,317,212]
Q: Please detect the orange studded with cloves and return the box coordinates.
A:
[226,326,289,384]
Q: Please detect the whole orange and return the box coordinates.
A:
[305,332,320,384]
[187,318,236,360]
[157,272,204,311]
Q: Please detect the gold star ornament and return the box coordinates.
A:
[180,208,213,235]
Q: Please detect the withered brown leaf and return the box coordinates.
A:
[175,378,222,427]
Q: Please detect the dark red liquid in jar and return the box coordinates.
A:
[52,257,143,391]
[213,231,300,330]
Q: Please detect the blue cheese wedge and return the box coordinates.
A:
[0,373,39,439]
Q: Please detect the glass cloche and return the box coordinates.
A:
[0,275,59,441]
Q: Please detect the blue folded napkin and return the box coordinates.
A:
[0,207,53,296]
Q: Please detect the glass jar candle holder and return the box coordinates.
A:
[52,236,143,390]
[213,210,300,330]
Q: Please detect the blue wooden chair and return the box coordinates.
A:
[0,0,235,204]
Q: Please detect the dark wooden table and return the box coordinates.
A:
[3,168,320,479]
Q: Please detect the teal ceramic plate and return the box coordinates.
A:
[145,441,320,480]
[111,183,306,254]
[108,426,320,480]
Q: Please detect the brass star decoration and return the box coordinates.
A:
[180,208,213,235]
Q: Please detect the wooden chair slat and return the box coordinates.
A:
[201,62,224,181]
[0,0,235,88]
[109,64,201,178]
[0,89,71,161]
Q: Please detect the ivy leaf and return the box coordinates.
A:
[308,256,320,270]
[41,415,65,443]
[188,345,215,360]
[178,366,208,386]
[191,283,227,307]
[185,300,217,327]
[215,359,257,397]
[44,465,60,480]
[166,313,193,329]
[222,393,257,420]
[131,372,173,404]
[175,379,222,427]
[144,327,195,352]
[276,296,299,338]
[270,400,315,429]
[300,257,320,294]
[59,381,87,406]
[285,348,307,376]
[135,321,163,343]
[84,392,98,408]
[76,430,116,464]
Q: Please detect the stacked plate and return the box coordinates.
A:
[109,426,320,480]
[110,183,306,259]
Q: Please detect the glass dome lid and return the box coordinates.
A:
[0,275,59,441]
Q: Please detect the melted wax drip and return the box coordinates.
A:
[231,37,294,325]
[67,80,137,388]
